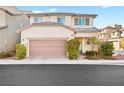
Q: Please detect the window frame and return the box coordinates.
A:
[34,17,42,23]
[57,17,65,24]
[74,18,78,25]
[74,17,90,26]
[85,18,90,26]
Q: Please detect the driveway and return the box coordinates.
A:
[0,65,124,86]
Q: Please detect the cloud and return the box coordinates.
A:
[32,8,58,13]
[47,8,58,12]
[100,6,111,8]
[33,11,43,13]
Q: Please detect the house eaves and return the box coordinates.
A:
[74,27,100,33]
[0,7,23,16]
[27,13,97,18]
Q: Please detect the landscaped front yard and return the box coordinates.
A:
[0,38,124,60]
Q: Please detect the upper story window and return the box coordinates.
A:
[79,19,84,25]
[57,17,64,24]
[34,17,42,23]
[74,18,78,25]
[85,18,90,25]
[74,18,90,26]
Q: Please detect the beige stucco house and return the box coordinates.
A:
[98,25,117,43]
[0,6,30,52]
[109,28,124,50]
[98,24,124,50]
[17,13,99,57]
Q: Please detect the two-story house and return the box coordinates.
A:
[17,13,99,58]
[98,24,124,50]
[98,26,117,43]
[0,6,30,52]
[108,27,124,50]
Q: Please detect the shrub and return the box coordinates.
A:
[16,44,26,59]
[85,51,97,56]
[67,39,80,60]
[0,52,13,58]
[101,43,114,56]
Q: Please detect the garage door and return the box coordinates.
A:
[29,40,67,57]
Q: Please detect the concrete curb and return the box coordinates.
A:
[0,59,124,65]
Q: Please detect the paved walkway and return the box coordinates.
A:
[0,58,124,65]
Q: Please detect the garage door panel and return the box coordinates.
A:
[29,40,67,57]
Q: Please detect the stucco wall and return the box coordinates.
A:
[0,28,7,52]
[21,25,74,43]
[0,9,6,26]
[30,16,94,28]
[83,39,92,52]
[5,13,29,51]
[65,16,72,27]
[21,25,74,56]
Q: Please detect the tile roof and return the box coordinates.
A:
[74,27,100,33]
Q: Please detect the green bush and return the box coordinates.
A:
[16,44,26,59]
[0,52,13,58]
[85,51,97,56]
[67,39,80,60]
[101,43,114,56]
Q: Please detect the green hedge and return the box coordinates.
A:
[85,51,97,56]
[101,43,114,56]
[67,39,80,60]
[0,52,13,58]
[16,44,26,59]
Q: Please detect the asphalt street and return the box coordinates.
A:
[0,65,124,86]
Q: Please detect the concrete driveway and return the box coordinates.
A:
[0,65,124,86]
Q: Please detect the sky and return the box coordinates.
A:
[17,6,124,28]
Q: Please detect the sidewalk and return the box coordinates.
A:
[0,58,124,65]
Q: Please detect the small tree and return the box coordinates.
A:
[89,36,100,51]
[67,38,80,60]
[101,43,114,56]
[16,44,26,59]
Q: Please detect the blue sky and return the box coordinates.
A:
[17,6,124,28]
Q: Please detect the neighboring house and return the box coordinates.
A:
[109,28,124,50]
[17,13,99,57]
[98,26,117,43]
[0,6,30,52]
[98,24,124,50]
